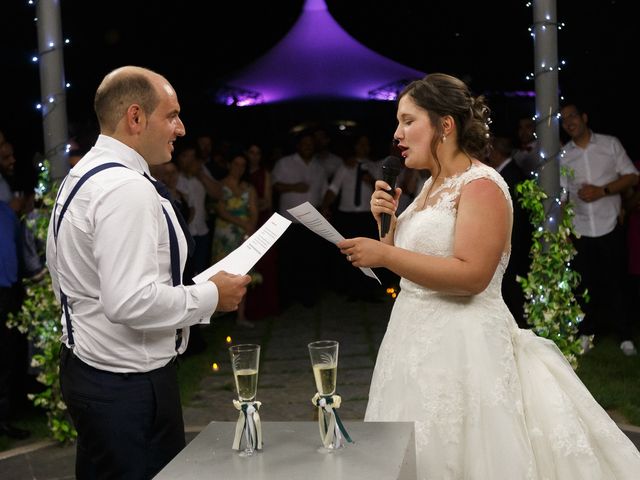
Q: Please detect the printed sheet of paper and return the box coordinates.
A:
[287,202,381,284]
[192,213,291,284]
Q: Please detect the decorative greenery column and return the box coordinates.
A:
[516,174,587,369]
[8,161,76,443]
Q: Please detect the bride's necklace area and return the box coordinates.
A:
[419,155,474,210]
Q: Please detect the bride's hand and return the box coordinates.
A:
[371,180,401,223]
[337,237,386,268]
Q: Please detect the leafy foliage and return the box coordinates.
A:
[516,174,588,369]
[7,161,76,443]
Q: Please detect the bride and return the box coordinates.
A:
[337,73,640,479]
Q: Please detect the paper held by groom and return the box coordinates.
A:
[193,212,291,283]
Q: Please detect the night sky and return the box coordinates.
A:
[1,0,637,163]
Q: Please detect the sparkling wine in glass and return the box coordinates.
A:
[308,340,338,395]
[313,361,337,395]
[229,344,260,456]
[234,367,258,401]
[308,340,341,451]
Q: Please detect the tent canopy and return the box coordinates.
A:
[215,0,425,106]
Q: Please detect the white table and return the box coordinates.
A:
[154,421,416,479]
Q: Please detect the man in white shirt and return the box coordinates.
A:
[320,134,380,301]
[272,131,328,307]
[560,102,639,356]
[312,126,343,182]
[175,143,221,278]
[47,66,250,479]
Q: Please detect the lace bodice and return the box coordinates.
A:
[394,162,512,297]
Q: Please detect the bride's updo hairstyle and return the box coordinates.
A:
[399,73,491,173]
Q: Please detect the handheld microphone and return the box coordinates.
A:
[379,155,403,238]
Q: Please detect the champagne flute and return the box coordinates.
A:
[308,340,343,451]
[308,340,338,396]
[229,344,260,456]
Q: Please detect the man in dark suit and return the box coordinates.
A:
[485,136,533,328]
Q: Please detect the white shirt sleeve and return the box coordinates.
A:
[612,137,638,176]
[328,165,347,195]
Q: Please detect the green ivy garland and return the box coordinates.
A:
[7,160,76,443]
[516,171,588,369]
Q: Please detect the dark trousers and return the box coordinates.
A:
[59,346,185,480]
[573,225,633,341]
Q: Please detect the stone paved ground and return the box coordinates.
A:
[2,290,639,479]
[182,292,390,427]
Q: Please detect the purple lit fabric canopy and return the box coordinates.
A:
[216,0,425,105]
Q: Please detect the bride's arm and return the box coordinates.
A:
[338,178,510,295]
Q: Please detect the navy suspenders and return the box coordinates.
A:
[53,163,182,348]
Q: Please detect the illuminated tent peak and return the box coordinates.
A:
[216,0,425,106]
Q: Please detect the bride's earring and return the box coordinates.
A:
[442,134,447,142]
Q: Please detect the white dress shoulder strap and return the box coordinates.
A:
[460,163,513,209]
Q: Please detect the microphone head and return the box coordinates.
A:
[381,155,403,176]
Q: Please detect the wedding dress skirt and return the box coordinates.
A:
[364,164,640,479]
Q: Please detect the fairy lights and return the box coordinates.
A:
[523,0,567,234]
[29,0,71,180]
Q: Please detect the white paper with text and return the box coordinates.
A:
[192,212,292,284]
[287,202,381,284]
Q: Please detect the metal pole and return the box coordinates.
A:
[36,0,69,182]
[533,0,561,231]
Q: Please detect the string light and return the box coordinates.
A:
[523,1,568,229]
[29,0,73,176]
[519,3,584,363]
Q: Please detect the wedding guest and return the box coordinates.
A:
[176,143,217,278]
[560,102,639,356]
[0,200,30,440]
[212,153,258,328]
[512,116,539,176]
[0,140,16,203]
[313,126,343,182]
[245,143,280,320]
[320,134,381,301]
[483,135,532,328]
[272,130,328,307]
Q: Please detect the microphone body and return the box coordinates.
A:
[379,156,403,238]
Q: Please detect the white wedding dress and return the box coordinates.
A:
[364,163,640,479]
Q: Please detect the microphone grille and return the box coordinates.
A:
[382,155,403,173]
